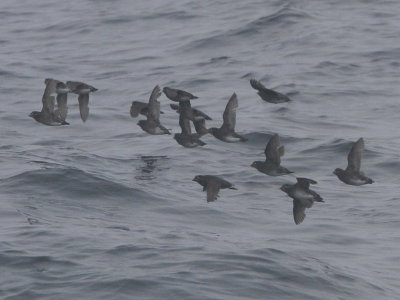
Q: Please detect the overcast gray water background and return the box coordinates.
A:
[1,0,400,299]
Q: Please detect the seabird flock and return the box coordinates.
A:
[30,78,374,225]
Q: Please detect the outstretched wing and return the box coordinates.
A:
[206,182,221,202]
[55,93,68,121]
[346,138,364,172]
[221,93,238,132]
[179,114,192,135]
[296,177,317,190]
[265,134,282,165]
[293,199,306,225]
[41,78,58,113]
[147,85,161,122]
[78,94,89,122]
[250,79,266,91]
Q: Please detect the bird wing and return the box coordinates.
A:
[66,81,83,93]
[41,79,58,113]
[206,182,221,202]
[296,177,317,190]
[147,85,161,122]
[346,138,364,172]
[265,134,281,165]
[192,108,212,120]
[177,89,197,101]
[293,199,307,225]
[170,103,180,112]
[221,93,238,132]
[193,118,207,134]
[179,114,192,135]
[55,93,68,121]
[250,79,266,91]
[130,101,148,118]
[78,94,89,122]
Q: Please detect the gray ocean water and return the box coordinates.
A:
[1,0,400,299]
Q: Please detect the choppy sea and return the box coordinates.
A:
[1,0,400,299]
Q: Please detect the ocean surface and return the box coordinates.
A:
[1,0,400,299]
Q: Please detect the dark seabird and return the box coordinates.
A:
[170,103,211,136]
[250,79,290,103]
[209,93,248,142]
[163,87,198,102]
[130,101,164,118]
[333,138,374,185]
[280,178,324,225]
[251,134,293,176]
[174,114,206,147]
[66,81,97,122]
[30,78,69,126]
[192,175,237,202]
[137,85,170,135]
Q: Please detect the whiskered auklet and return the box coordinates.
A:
[163,87,198,102]
[333,138,374,185]
[192,175,237,202]
[30,78,69,126]
[170,103,211,137]
[137,85,170,135]
[280,178,324,225]
[251,134,293,176]
[209,93,247,142]
[250,79,290,103]
[66,81,97,122]
[174,114,206,147]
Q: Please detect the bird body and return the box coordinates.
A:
[250,79,290,103]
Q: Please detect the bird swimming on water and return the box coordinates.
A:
[66,81,97,122]
[137,85,170,135]
[29,78,69,126]
[333,138,374,185]
[280,177,324,225]
[251,134,293,176]
[250,79,290,103]
[192,175,237,202]
[163,87,198,102]
[209,93,248,142]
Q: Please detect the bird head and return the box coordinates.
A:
[333,168,343,176]
[250,161,262,169]
[280,184,291,193]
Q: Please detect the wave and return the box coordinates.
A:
[0,167,160,203]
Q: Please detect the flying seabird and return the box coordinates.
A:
[170,103,211,136]
[333,138,374,185]
[280,178,324,225]
[192,175,237,202]
[209,93,247,142]
[251,134,293,176]
[174,113,206,147]
[137,85,170,135]
[250,79,290,103]
[29,78,69,126]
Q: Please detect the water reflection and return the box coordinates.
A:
[135,155,168,180]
